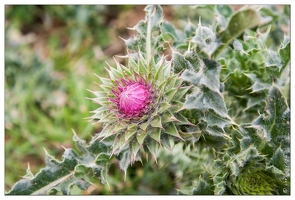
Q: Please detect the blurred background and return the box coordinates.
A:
[4,5,289,194]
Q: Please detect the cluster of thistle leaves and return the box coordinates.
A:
[7,5,290,195]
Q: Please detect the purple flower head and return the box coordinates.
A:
[110,77,152,118]
[90,56,192,162]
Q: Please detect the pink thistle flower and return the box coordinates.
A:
[111,79,152,118]
[89,56,192,162]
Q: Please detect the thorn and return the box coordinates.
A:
[241,50,249,55]
[84,96,93,101]
[187,16,191,24]
[170,116,181,122]
[178,135,186,142]
[109,150,115,159]
[91,135,100,142]
[93,81,100,86]
[61,145,67,150]
[105,61,113,70]
[118,36,127,42]
[169,148,174,155]
[93,73,101,79]
[71,128,77,136]
[106,181,110,190]
[43,147,49,155]
[198,16,202,27]
[166,42,176,53]
[84,97,92,100]
[115,54,129,59]
[117,146,125,156]
[112,56,120,65]
[87,180,97,187]
[188,121,198,127]
[131,154,136,164]
[99,135,109,143]
[178,106,186,112]
[83,116,92,120]
[187,41,191,51]
[126,26,135,30]
[105,67,112,75]
[158,140,162,146]
[135,48,142,60]
[153,154,158,164]
[138,157,143,166]
[91,120,101,125]
[86,89,95,94]
[226,115,239,126]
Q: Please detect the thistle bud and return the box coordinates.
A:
[88,55,193,163]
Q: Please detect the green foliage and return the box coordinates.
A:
[6,5,290,195]
[212,8,263,58]
[208,85,290,195]
[7,133,110,195]
[125,5,165,63]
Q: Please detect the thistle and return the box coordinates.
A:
[213,120,289,195]
[88,53,193,163]
[227,162,278,195]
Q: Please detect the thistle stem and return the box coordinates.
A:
[146,7,153,68]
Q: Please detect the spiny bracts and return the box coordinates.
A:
[88,53,194,163]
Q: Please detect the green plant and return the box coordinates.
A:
[6,5,290,195]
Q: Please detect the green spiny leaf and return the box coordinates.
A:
[252,86,290,152]
[165,87,178,102]
[278,37,290,78]
[150,127,162,143]
[7,148,79,195]
[147,141,160,162]
[174,113,194,126]
[95,153,110,166]
[163,122,183,140]
[154,59,165,82]
[173,86,192,101]
[125,123,138,142]
[74,164,90,179]
[185,20,197,37]
[130,142,140,162]
[119,150,131,174]
[150,115,163,129]
[212,8,262,58]
[170,100,184,113]
[161,21,179,41]
[172,52,194,73]
[136,129,148,146]
[158,102,172,114]
[192,21,217,56]
[203,125,227,147]
[202,109,233,128]
[244,73,271,93]
[271,147,285,171]
[185,86,228,118]
[144,5,163,31]
[181,58,221,94]
[180,126,202,142]
[180,174,214,195]
[161,134,174,152]
[165,74,178,91]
